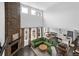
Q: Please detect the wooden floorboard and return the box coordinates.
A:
[14,46,36,56]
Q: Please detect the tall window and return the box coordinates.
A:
[31,9,36,15]
[22,7,28,14]
[21,5,43,16]
[37,11,42,16]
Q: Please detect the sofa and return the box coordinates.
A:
[31,37,59,55]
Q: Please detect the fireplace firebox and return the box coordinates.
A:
[11,43,18,54]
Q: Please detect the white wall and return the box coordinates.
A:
[21,13,43,28]
[44,2,79,30]
[0,2,5,46]
[43,2,79,41]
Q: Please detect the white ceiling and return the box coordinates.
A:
[21,2,79,12]
[21,2,59,11]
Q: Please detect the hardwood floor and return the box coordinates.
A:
[14,46,36,56]
[14,46,75,56]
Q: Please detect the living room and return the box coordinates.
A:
[0,2,79,56]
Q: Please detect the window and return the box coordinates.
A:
[31,9,36,15]
[37,12,42,16]
[36,10,42,16]
[21,7,28,14]
[40,12,42,16]
[21,5,43,16]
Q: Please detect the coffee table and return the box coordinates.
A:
[39,44,48,52]
[31,46,50,56]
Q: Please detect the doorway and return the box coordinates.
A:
[24,28,29,46]
[23,27,43,47]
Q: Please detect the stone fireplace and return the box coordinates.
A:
[5,2,23,56]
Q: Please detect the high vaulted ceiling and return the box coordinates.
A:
[21,2,59,11]
[21,2,79,12]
